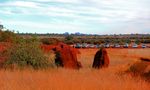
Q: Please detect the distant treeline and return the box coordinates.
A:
[18,33,150,45]
[18,33,150,38]
[1,29,150,45]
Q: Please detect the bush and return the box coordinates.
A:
[65,35,73,41]
[0,30,18,42]
[126,61,150,76]
[41,38,59,45]
[126,61,150,81]
[4,41,53,69]
[128,61,148,74]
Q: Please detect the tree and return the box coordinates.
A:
[135,39,140,44]
[65,35,74,41]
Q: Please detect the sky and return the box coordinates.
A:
[0,0,150,34]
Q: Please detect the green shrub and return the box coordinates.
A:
[0,30,18,42]
[65,35,73,41]
[41,38,59,45]
[4,41,53,69]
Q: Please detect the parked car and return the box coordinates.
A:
[89,44,95,48]
[114,44,120,48]
[82,43,88,48]
[104,44,110,48]
[123,43,129,48]
[75,43,82,48]
[132,44,138,48]
[141,44,147,48]
[95,44,100,48]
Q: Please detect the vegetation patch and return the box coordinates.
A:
[41,38,60,45]
[126,60,150,82]
[4,41,54,70]
[0,30,18,43]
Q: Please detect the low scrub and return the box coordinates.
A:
[126,61,150,81]
[4,41,54,69]
[41,38,59,45]
[0,30,18,43]
[127,61,148,75]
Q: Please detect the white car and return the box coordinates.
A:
[132,44,138,48]
[75,43,82,48]
[114,44,120,48]
[141,44,147,48]
[95,44,100,48]
[82,43,88,48]
[104,44,110,48]
[123,43,129,48]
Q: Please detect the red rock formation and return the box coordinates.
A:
[92,48,109,69]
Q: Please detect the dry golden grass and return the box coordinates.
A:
[0,48,150,90]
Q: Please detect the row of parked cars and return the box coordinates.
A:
[73,43,149,48]
[104,43,147,48]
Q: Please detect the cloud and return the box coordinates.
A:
[3,20,88,33]
[32,0,82,3]
[0,1,40,8]
[0,0,150,34]
[1,0,149,23]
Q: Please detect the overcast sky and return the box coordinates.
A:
[0,0,150,34]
